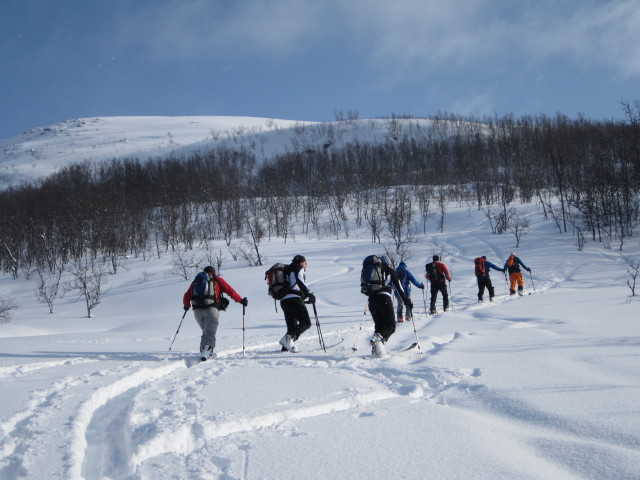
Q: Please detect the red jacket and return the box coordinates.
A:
[183,275,242,308]
[425,261,451,283]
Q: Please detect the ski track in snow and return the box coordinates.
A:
[0,318,473,480]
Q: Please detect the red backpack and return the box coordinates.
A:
[474,257,486,278]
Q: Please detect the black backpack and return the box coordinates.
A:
[265,263,291,300]
[361,255,387,296]
[425,261,442,283]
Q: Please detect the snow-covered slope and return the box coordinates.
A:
[1,201,639,479]
[0,115,439,189]
[0,116,308,187]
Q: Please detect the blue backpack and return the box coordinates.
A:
[360,255,386,296]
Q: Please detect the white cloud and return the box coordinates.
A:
[114,0,640,79]
[114,0,329,60]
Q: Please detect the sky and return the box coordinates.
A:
[1,0,640,141]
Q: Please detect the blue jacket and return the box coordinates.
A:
[482,260,503,278]
[394,262,422,298]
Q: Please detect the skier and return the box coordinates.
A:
[474,256,504,302]
[393,261,424,322]
[425,255,451,314]
[279,255,315,353]
[504,252,531,296]
[365,255,412,357]
[183,266,247,360]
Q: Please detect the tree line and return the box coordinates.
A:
[2,103,640,282]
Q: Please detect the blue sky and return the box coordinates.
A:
[1,0,639,140]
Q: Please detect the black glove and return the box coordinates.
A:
[183,305,190,312]
[306,293,316,304]
[240,297,248,307]
[527,267,531,273]
[502,268,506,273]
[419,283,425,290]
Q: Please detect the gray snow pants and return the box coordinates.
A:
[193,307,220,352]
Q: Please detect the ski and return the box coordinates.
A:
[401,342,418,352]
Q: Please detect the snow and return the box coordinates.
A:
[1,116,640,480]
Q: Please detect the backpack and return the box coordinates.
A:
[474,257,486,278]
[191,272,226,309]
[360,255,386,296]
[425,261,441,283]
[265,263,290,300]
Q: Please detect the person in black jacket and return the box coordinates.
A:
[279,255,315,353]
[368,255,412,357]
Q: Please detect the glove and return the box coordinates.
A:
[306,293,316,304]
[527,267,531,273]
[240,297,248,307]
[183,305,190,312]
[419,283,425,290]
[501,268,506,273]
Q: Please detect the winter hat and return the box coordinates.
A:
[433,255,440,262]
[398,261,407,269]
[203,266,215,274]
[482,256,487,260]
[380,255,391,266]
[292,255,307,264]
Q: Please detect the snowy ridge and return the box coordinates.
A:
[0,115,439,189]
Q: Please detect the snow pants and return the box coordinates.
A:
[429,281,449,311]
[193,307,220,352]
[369,293,396,342]
[395,295,414,320]
[280,297,312,341]
[509,272,524,294]
[477,276,495,301]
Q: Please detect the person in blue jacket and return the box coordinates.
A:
[393,262,424,322]
[474,256,504,302]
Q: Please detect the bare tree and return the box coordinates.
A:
[623,255,640,299]
[65,258,109,318]
[0,295,17,324]
[36,265,65,314]
[169,246,197,280]
[508,210,530,247]
[365,205,383,243]
[244,214,265,266]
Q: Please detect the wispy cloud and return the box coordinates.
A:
[113,0,640,79]
[114,0,328,59]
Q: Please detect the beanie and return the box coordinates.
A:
[292,255,306,264]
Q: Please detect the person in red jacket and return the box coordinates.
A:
[183,266,247,360]
[425,255,451,314]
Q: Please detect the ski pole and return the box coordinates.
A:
[312,303,326,352]
[529,270,536,291]
[351,303,368,352]
[242,303,246,358]
[422,287,427,316]
[168,309,189,353]
[409,314,423,357]
[448,280,453,311]
[504,270,508,295]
